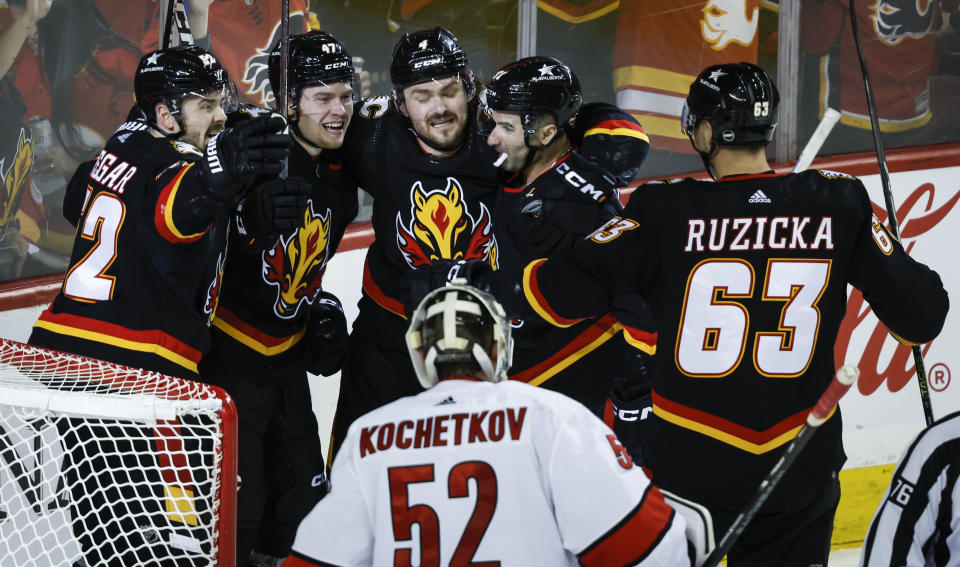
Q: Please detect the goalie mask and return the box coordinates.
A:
[135,46,236,131]
[406,282,513,389]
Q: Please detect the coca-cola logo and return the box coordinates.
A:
[834,181,960,395]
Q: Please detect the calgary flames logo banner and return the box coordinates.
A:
[396,177,496,268]
[262,202,331,319]
[0,129,33,235]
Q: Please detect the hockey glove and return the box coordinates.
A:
[236,177,311,237]
[306,291,349,377]
[608,387,652,466]
[199,115,290,197]
[407,259,494,316]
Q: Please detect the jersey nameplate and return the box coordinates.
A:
[89,150,138,194]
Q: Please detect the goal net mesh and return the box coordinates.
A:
[0,338,236,567]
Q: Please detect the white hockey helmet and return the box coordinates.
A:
[405,280,513,388]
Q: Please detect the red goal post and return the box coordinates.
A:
[0,338,237,566]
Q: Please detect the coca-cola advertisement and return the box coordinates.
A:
[838,167,960,467]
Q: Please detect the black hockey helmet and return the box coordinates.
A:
[268,30,357,112]
[390,27,475,102]
[406,281,513,388]
[481,56,582,140]
[135,46,233,125]
[681,62,779,147]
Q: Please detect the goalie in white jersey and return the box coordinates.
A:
[284,282,707,567]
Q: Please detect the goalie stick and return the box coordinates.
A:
[848,0,934,427]
[701,365,860,567]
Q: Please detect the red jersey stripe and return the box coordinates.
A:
[579,484,675,567]
[361,258,407,319]
[522,259,585,328]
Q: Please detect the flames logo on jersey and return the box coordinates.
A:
[871,0,935,45]
[701,0,759,50]
[262,202,331,318]
[0,129,33,237]
[204,251,226,321]
[396,177,495,268]
[241,12,307,105]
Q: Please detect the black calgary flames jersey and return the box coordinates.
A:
[338,96,500,351]
[30,120,233,379]
[494,150,653,409]
[210,120,359,368]
[521,169,948,510]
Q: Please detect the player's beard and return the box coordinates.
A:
[414,110,468,153]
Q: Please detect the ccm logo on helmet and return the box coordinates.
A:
[557,162,605,202]
[413,56,443,69]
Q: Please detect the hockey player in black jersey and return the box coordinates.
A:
[480,62,949,566]
[197,32,360,566]
[26,46,289,567]
[30,45,289,380]
[479,56,656,449]
[331,27,651,457]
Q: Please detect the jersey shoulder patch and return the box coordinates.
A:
[169,140,202,156]
[357,95,394,120]
[815,169,856,181]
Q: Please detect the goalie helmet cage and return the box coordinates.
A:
[0,338,237,566]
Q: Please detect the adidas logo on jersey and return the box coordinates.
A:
[436,396,456,406]
[748,189,772,204]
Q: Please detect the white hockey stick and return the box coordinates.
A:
[792,108,840,174]
[701,365,860,567]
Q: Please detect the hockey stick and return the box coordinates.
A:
[160,0,194,50]
[848,0,934,427]
[792,108,841,174]
[701,365,860,567]
[278,0,291,179]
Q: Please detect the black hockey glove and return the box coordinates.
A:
[199,116,290,196]
[235,177,311,237]
[306,291,349,377]
[407,259,494,316]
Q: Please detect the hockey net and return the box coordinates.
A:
[0,338,237,567]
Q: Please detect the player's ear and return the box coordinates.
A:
[692,121,712,153]
[539,122,558,146]
[155,103,179,133]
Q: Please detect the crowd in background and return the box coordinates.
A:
[1,0,959,279]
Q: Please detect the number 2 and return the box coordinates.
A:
[676,258,831,378]
[63,192,125,303]
[389,461,500,567]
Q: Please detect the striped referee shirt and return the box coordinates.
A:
[861,410,960,566]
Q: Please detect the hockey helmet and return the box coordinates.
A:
[681,62,779,147]
[481,56,582,139]
[269,30,357,112]
[135,46,234,124]
[390,27,475,102]
[406,281,513,388]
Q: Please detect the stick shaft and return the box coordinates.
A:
[848,0,934,426]
[701,366,859,567]
[278,0,290,179]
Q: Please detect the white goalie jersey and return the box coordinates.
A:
[286,379,692,567]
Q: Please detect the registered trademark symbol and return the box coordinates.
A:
[929,363,951,392]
